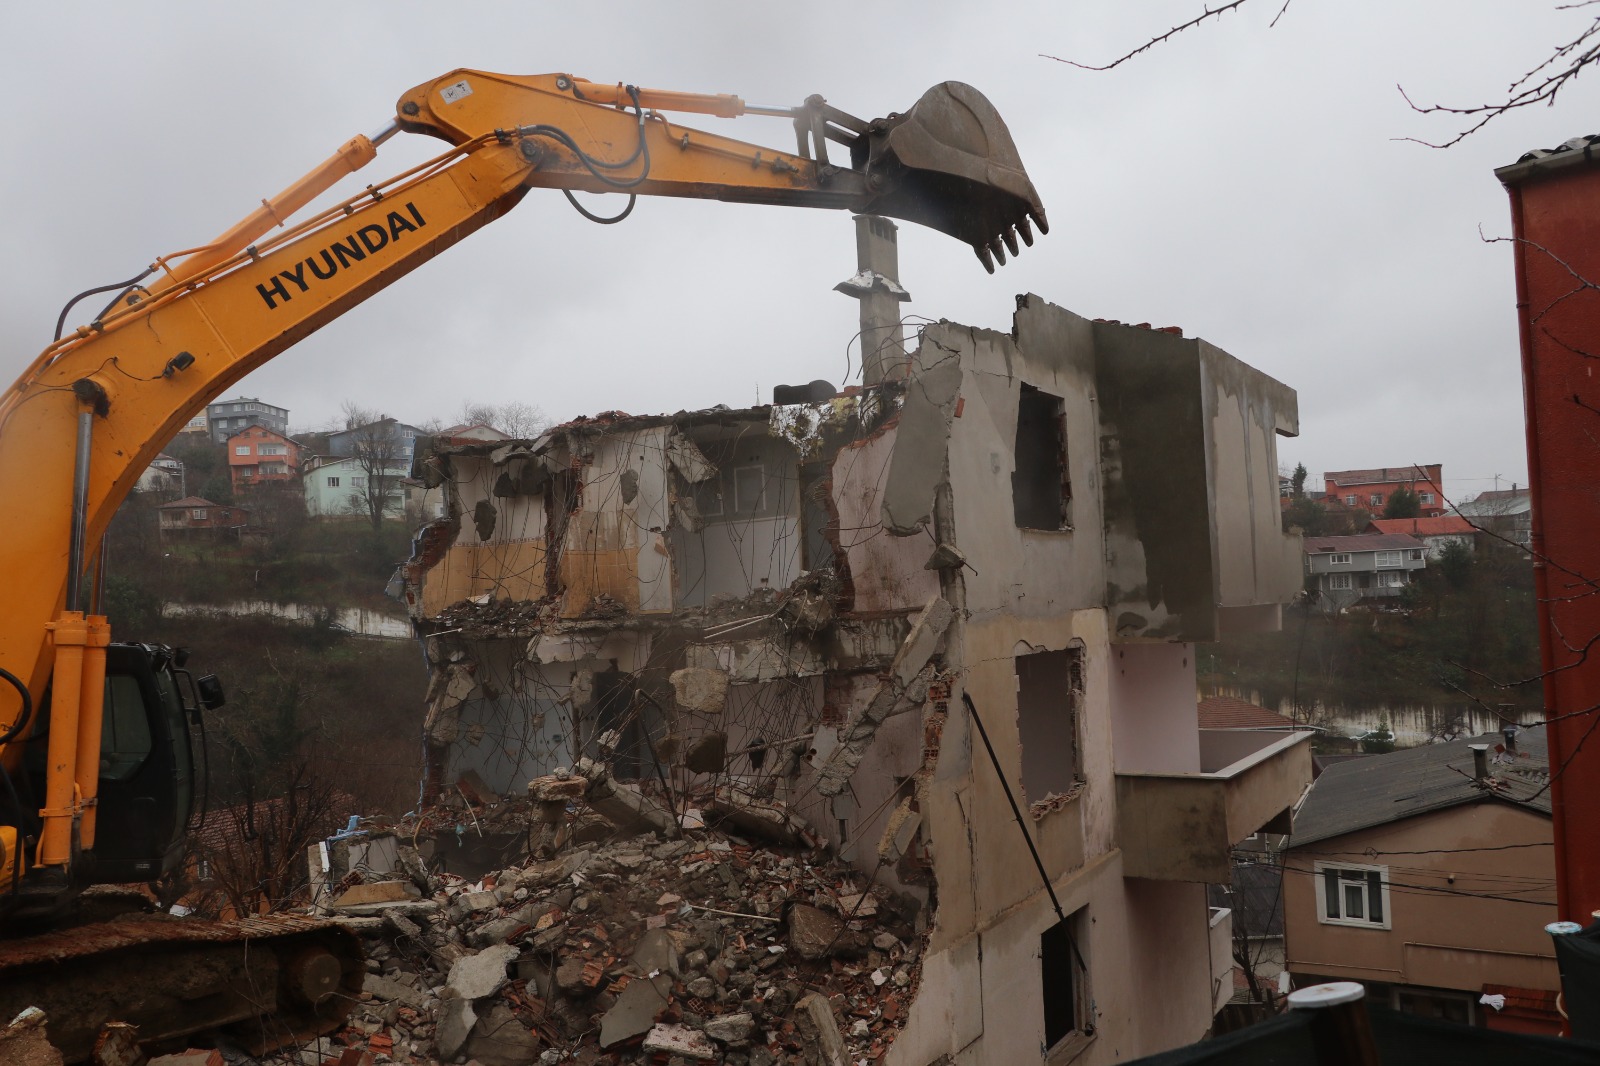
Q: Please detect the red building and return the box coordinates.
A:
[1498,137,1600,922]
[1322,465,1445,517]
[227,426,301,494]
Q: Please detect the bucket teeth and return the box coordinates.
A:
[1030,209,1049,237]
[975,244,996,274]
[1002,227,1020,257]
[1017,216,1034,247]
[988,237,1007,267]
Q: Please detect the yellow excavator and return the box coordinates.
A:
[0,69,1044,1059]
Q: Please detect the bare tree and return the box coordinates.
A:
[1044,2,1600,147]
[340,404,406,531]
[458,400,549,439]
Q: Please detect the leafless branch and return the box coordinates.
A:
[1396,15,1600,147]
[1040,1,1262,71]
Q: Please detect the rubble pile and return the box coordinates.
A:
[308,794,922,1065]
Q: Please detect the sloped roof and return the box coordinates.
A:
[1302,533,1426,554]
[1289,726,1550,847]
[1366,516,1475,537]
[1199,696,1301,730]
[1325,466,1436,487]
[160,496,215,509]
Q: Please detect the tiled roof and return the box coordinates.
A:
[1198,696,1301,730]
[1366,517,1475,537]
[1302,533,1426,554]
[160,496,215,509]
[1290,726,1550,847]
[1324,466,1436,487]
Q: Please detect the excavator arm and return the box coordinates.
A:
[0,66,1043,1057]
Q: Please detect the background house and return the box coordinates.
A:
[328,418,424,464]
[134,453,185,497]
[1364,516,1476,559]
[434,422,510,444]
[303,456,406,519]
[1453,488,1533,550]
[1303,533,1427,610]
[206,395,289,444]
[226,426,301,494]
[157,496,250,536]
[1323,465,1445,517]
[1283,727,1557,1033]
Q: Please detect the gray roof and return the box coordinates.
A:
[1289,726,1550,847]
[1497,136,1600,185]
[1302,533,1426,554]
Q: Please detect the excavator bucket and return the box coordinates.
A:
[858,82,1048,273]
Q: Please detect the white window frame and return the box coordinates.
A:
[1329,552,1352,565]
[1345,495,1357,506]
[190,508,207,520]
[1315,861,1390,929]
[234,445,250,456]
[1377,571,1406,588]
[1375,550,1402,568]
[1369,493,1384,507]
[1326,573,1354,591]
[326,476,341,488]
[1407,549,1423,561]
[1419,492,1435,504]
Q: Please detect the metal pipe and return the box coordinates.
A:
[369,119,404,147]
[66,409,92,613]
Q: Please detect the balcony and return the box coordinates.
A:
[1115,728,1313,882]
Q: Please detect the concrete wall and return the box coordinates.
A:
[1284,803,1557,993]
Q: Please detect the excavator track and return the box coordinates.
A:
[0,912,364,1063]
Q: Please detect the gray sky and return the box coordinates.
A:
[4,1,1591,503]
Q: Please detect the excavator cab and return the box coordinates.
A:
[9,643,213,917]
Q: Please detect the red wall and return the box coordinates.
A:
[1503,157,1600,921]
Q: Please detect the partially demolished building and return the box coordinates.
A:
[400,291,1314,1064]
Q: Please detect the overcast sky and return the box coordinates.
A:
[4,1,1592,503]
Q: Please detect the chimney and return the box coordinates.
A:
[1502,724,1518,755]
[834,215,912,387]
[1470,744,1489,783]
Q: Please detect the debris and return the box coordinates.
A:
[333,881,415,909]
[786,904,848,961]
[643,1023,718,1059]
[435,994,478,1061]
[146,1053,222,1066]
[90,1022,142,1066]
[447,943,519,1000]
[814,597,951,796]
[255,787,919,1064]
[1,1007,64,1066]
[670,667,730,714]
[461,1002,540,1066]
[707,785,810,845]
[576,759,679,837]
[793,993,849,1066]
[599,974,672,1049]
[684,731,729,774]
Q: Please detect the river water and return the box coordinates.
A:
[162,600,413,640]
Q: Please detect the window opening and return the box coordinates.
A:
[1041,908,1091,1049]
[1015,647,1083,805]
[1012,384,1070,531]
